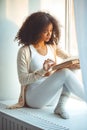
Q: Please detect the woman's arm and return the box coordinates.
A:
[56,46,70,59]
[17,46,47,86]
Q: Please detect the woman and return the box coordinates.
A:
[8,11,86,119]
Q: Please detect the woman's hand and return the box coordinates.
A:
[7,86,26,109]
[43,59,56,71]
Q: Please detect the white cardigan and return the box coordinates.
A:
[17,45,69,86]
[17,46,46,86]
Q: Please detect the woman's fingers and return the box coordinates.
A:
[43,61,48,71]
[43,59,56,71]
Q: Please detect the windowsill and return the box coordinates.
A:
[0,98,87,130]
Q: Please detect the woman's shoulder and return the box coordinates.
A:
[49,43,57,50]
[19,45,29,51]
[17,45,31,58]
[18,45,30,54]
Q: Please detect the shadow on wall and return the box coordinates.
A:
[0,18,20,100]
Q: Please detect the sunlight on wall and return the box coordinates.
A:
[6,0,29,27]
[0,0,29,100]
[41,0,65,25]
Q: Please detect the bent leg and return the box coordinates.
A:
[63,69,85,101]
[26,69,67,108]
[26,68,85,108]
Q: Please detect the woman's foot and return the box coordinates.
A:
[54,94,69,119]
[7,95,25,109]
[54,107,69,119]
[7,102,24,109]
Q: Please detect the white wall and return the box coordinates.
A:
[0,0,29,100]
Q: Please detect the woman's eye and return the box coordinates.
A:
[43,31,47,33]
[43,30,52,34]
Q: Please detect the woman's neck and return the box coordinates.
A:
[33,41,47,56]
[33,41,46,49]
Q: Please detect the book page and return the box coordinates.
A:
[52,56,80,71]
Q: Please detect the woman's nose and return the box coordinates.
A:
[47,31,52,36]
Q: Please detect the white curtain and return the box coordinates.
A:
[74,0,87,99]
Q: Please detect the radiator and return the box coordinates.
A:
[0,103,69,130]
[0,112,41,130]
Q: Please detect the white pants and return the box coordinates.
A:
[26,68,85,108]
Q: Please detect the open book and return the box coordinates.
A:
[52,57,80,71]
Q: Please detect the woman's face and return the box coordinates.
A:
[40,23,53,42]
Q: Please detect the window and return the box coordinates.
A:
[65,0,78,56]
[65,0,82,82]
